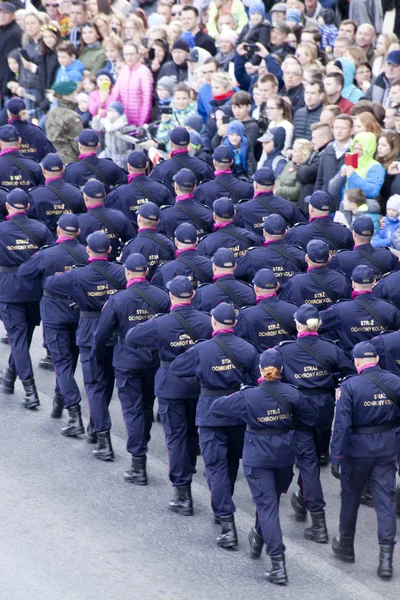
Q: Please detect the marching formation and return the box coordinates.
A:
[0,119,399,587]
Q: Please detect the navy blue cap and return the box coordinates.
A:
[306,191,331,211]
[83,179,106,199]
[386,50,400,66]
[0,2,17,12]
[7,189,29,209]
[42,153,63,172]
[352,216,374,237]
[175,223,197,244]
[0,124,19,142]
[294,304,320,324]
[173,168,196,189]
[213,197,234,219]
[169,126,190,146]
[166,276,193,298]
[213,247,236,268]
[78,129,99,147]
[95,68,115,84]
[252,268,277,289]
[138,201,160,222]
[253,167,276,186]
[263,214,286,235]
[352,341,378,359]
[307,239,329,264]
[211,302,236,325]
[260,349,282,370]
[6,97,25,115]
[87,231,110,253]
[124,253,148,272]
[57,213,79,233]
[212,146,233,164]
[351,265,375,284]
[127,150,148,169]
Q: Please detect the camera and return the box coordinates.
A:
[160,106,173,115]
[244,43,259,52]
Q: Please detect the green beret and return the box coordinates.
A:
[52,80,78,96]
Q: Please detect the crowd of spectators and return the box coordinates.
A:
[1,0,400,246]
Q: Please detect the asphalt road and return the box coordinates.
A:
[0,330,398,600]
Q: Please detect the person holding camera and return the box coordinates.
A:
[156,83,197,151]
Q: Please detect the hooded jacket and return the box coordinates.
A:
[55,59,85,83]
[258,126,287,175]
[339,58,364,103]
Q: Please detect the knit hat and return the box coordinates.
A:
[184,113,203,133]
[172,38,190,53]
[319,8,335,25]
[218,28,238,47]
[189,131,201,147]
[387,195,400,213]
[108,101,124,116]
[227,120,244,137]
[157,76,176,97]
[249,2,265,18]
[96,69,115,85]
[286,8,301,23]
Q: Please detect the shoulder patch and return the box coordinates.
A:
[278,340,296,346]
[292,222,307,228]
[160,205,174,211]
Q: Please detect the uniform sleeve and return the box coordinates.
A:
[335,346,357,378]
[211,390,247,422]
[104,188,121,211]
[44,269,76,298]
[169,344,199,379]
[17,250,44,280]
[118,214,136,243]
[125,318,157,349]
[150,267,164,288]
[234,310,249,341]
[318,305,339,337]
[234,252,251,281]
[42,226,55,247]
[293,391,319,428]
[66,114,83,145]
[283,228,297,246]
[330,381,353,463]
[92,297,118,358]
[248,348,261,384]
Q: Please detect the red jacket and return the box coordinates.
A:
[337,96,354,115]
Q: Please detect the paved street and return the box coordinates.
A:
[0,330,398,600]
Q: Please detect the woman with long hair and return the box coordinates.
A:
[79,22,106,73]
[353,112,382,137]
[373,32,398,77]
[266,96,293,156]
[35,24,62,113]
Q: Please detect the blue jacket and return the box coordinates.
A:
[120,228,175,279]
[192,274,256,313]
[371,215,400,248]
[197,223,259,259]
[8,120,56,163]
[329,243,398,281]
[76,205,135,261]
[28,178,85,235]
[197,82,213,123]
[370,330,400,374]
[235,240,306,286]
[55,59,85,83]
[63,155,127,193]
[329,163,386,203]
[151,249,213,289]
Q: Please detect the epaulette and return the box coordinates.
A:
[153,313,165,319]
[28,185,45,192]
[336,298,350,303]
[319,336,338,345]
[334,248,347,255]
[240,384,255,390]
[39,244,53,251]
[198,232,210,242]
[160,205,174,211]
[193,338,206,345]
[340,374,356,382]
[246,245,261,252]
[197,179,212,186]
[279,340,296,346]
[380,270,397,279]
[196,282,211,289]
[72,263,86,269]
[292,222,307,228]
[26,156,39,163]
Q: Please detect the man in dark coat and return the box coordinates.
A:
[0,3,22,98]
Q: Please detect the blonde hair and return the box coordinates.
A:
[102,35,123,52]
[211,71,233,91]
[377,32,398,57]
[344,46,367,65]
[297,42,318,62]
[124,14,145,43]
[167,20,183,47]
[293,138,314,163]
[296,318,320,332]
[260,366,281,381]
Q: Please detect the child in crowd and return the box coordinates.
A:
[154,76,175,120]
[4,50,22,104]
[156,83,197,149]
[102,36,123,78]
[371,195,400,247]
[212,91,260,149]
[88,69,114,117]
[55,42,84,83]
[222,119,256,180]
[256,127,287,175]
[76,92,92,128]
[341,188,381,232]
[81,74,97,94]
[317,9,339,56]
[92,101,130,168]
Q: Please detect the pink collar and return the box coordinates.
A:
[256,293,276,302]
[307,265,325,272]
[309,215,328,223]
[89,257,108,263]
[128,172,145,182]
[87,203,104,210]
[8,117,21,122]
[357,363,377,374]
[56,236,75,244]
[352,290,372,300]
[45,176,62,184]
[212,273,233,282]
[176,194,194,202]
[254,190,272,198]
[213,222,232,231]
[138,227,156,233]
[79,152,97,160]
[171,149,188,157]
[354,243,370,249]
[0,147,18,156]
[212,329,234,337]
[214,169,231,176]
[297,331,319,338]
[6,211,26,220]
[175,247,196,257]
[263,239,279,247]
[171,303,192,311]
[127,277,146,288]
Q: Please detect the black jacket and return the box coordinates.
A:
[297,146,327,214]
[278,83,304,115]
[315,141,349,208]
[195,30,216,56]
[0,20,22,91]
[35,50,59,111]
[158,60,188,84]
[293,103,323,141]
[238,23,270,63]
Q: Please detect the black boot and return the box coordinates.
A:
[61,405,84,437]
[216,514,238,549]
[168,485,193,516]
[21,378,40,409]
[290,488,307,521]
[0,333,9,345]
[360,481,374,507]
[38,349,54,371]
[377,545,394,579]
[248,528,264,558]
[265,555,288,585]
[304,511,329,543]
[332,534,355,563]
[92,431,114,461]
[51,392,64,418]
[319,453,329,466]
[396,485,400,518]
[124,456,148,485]
[86,423,97,444]
[0,367,16,394]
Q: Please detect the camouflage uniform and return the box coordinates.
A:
[46,99,83,165]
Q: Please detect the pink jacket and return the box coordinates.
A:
[110,63,153,126]
[88,90,113,117]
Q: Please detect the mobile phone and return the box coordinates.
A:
[142,36,148,49]
[148,48,155,61]
[100,80,111,93]
[244,43,259,52]
[160,106,173,115]
[222,115,230,124]
[345,152,358,168]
